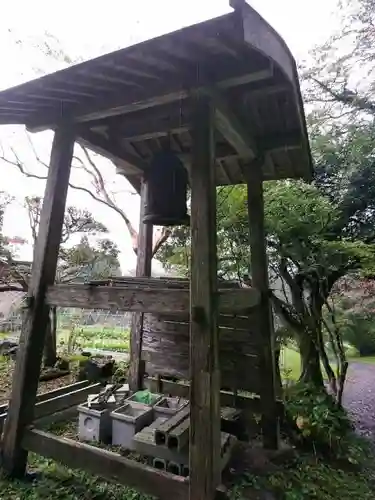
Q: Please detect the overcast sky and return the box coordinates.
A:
[0,0,339,272]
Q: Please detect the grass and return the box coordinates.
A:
[280,346,302,381]
[0,455,371,500]
[0,454,153,500]
[230,454,375,500]
[57,327,130,353]
[281,345,375,382]
[347,356,375,364]
[0,440,372,500]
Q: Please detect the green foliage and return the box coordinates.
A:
[113,361,130,383]
[335,299,375,356]
[58,327,130,353]
[158,177,375,388]
[284,383,367,463]
[58,235,121,283]
[230,457,375,500]
[0,453,152,500]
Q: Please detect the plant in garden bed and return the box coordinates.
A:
[283,383,368,464]
[113,361,130,383]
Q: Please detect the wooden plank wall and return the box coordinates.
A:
[142,312,261,394]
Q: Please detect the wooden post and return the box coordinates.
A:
[246,162,279,450]
[2,127,75,477]
[129,180,153,391]
[189,92,221,500]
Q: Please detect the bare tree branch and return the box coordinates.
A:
[0,135,172,263]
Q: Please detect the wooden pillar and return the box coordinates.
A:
[2,127,75,477]
[189,92,221,500]
[129,180,153,391]
[246,163,279,450]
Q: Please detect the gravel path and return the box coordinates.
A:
[342,362,375,441]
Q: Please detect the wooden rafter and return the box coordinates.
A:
[27,67,273,130]
[207,88,257,159]
[77,129,148,174]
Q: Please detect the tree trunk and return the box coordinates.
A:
[43,307,57,367]
[298,330,324,388]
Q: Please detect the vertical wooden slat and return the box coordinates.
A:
[2,127,75,477]
[246,162,279,450]
[189,92,221,500]
[129,180,153,391]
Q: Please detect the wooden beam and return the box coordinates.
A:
[0,383,101,433]
[0,380,92,415]
[88,106,299,154]
[189,92,221,500]
[2,127,75,477]
[45,285,261,314]
[246,161,279,450]
[77,128,149,173]
[129,180,153,391]
[23,429,189,500]
[208,88,257,159]
[34,406,79,429]
[27,68,273,130]
[145,377,284,415]
[34,383,101,419]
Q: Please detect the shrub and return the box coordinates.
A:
[341,312,375,356]
[284,383,366,464]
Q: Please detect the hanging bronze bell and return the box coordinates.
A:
[143,150,189,226]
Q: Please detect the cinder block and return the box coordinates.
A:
[154,405,190,446]
[167,461,182,475]
[153,397,188,420]
[167,417,190,451]
[111,403,153,449]
[153,457,167,470]
[77,401,116,444]
[133,421,188,465]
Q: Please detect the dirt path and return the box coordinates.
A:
[343,362,375,441]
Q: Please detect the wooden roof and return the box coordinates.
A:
[0,1,312,190]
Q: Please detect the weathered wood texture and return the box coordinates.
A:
[247,162,279,450]
[23,429,189,500]
[2,127,75,477]
[0,383,101,435]
[142,313,260,393]
[189,92,221,500]
[0,380,94,439]
[46,283,260,314]
[33,383,101,419]
[145,377,284,416]
[129,180,153,392]
[0,380,91,415]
